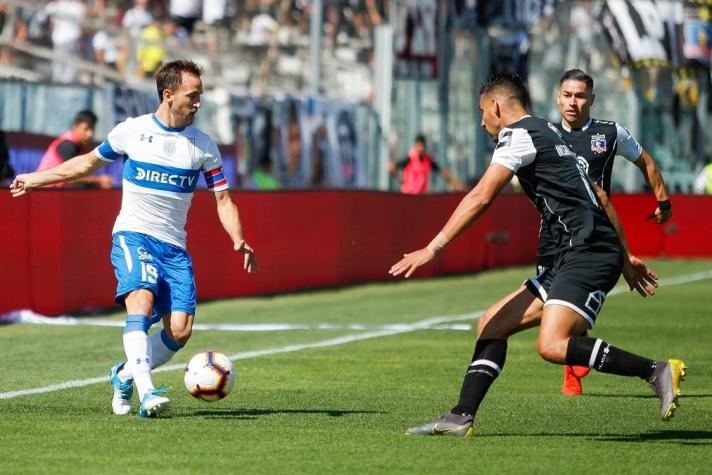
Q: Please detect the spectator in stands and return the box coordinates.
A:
[247,157,281,190]
[0,129,15,187]
[170,0,202,35]
[248,6,277,46]
[36,110,113,189]
[389,135,467,194]
[136,15,166,79]
[45,0,86,83]
[122,0,153,40]
[164,17,192,52]
[694,158,712,195]
[92,15,123,74]
[203,0,228,52]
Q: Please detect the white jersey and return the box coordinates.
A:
[95,113,229,248]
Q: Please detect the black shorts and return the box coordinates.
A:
[526,246,622,328]
[524,265,554,302]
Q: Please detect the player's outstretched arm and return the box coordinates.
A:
[213,190,258,273]
[635,149,672,224]
[10,150,106,197]
[389,164,513,278]
[591,179,658,296]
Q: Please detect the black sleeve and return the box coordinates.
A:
[395,157,409,170]
[56,140,80,161]
[430,159,440,172]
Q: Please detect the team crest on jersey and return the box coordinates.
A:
[591,134,607,153]
[163,139,176,156]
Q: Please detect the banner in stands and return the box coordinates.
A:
[598,0,712,69]
[391,0,440,79]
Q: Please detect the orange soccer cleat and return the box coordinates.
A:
[561,365,591,396]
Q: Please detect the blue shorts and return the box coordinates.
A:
[111,231,197,319]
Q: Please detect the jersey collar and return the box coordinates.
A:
[152,113,186,132]
[560,116,592,132]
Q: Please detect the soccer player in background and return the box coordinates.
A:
[390,74,685,437]
[10,59,258,418]
[541,68,673,395]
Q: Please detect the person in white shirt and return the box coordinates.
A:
[45,0,86,82]
[10,59,258,419]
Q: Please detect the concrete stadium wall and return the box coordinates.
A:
[1,191,710,316]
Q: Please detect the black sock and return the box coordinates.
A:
[451,339,507,417]
[566,336,656,380]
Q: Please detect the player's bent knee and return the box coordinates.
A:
[170,327,192,345]
[536,336,567,364]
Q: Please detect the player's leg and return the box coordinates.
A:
[116,244,196,378]
[407,286,542,437]
[122,289,160,403]
[152,311,193,365]
[146,242,197,371]
[109,232,161,415]
[542,249,686,420]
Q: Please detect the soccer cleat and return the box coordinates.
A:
[109,363,133,415]
[139,387,170,419]
[405,412,474,437]
[561,365,591,396]
[648,359,687,421]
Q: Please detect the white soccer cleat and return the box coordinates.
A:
[139,387,170,418]
[109,363,133,416]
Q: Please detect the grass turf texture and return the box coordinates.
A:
[1,259,711,474]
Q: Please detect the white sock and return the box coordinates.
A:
[122,315,154,400]
[119,329,183,380]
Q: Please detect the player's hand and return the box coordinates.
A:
[622,254,658,297]
[9,174,37,197]
[234,240,258,273]
[389,247,435,278]
[646,207,672,224]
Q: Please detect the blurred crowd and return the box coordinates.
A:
[0,0,386,84]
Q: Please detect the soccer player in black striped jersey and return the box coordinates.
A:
[544,69,672,395]
[390,74,685,438]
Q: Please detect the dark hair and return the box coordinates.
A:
[154,59,204,102]
[73,110,98,128]
[559,68,594,91]
[414,134,426,145]
[479,73,530,108]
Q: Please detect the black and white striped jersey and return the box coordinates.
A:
[491,115,619,257]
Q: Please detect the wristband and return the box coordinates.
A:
[658,200,671,212]
[426,232,450,253]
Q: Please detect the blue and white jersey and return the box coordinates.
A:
[95,113,229,248]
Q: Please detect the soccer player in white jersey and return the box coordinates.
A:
[10,59,258,418]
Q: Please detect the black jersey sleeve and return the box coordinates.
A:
[56,140,80,162]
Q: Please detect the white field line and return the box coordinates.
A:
[7,312,473,332]
[0,311,483,401]
[2,269,711,401]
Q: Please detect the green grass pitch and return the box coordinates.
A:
[1,259,711,474]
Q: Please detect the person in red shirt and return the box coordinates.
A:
[36,110,113,189]
[389,135,466,194]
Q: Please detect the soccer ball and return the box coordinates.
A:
[184,351,236,402]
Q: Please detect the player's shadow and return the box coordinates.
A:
[594,430,712,445]
[487,430,712,446]
[179,408,382,420]
[584,393,712,399]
